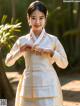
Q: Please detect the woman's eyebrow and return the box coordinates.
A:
[40,16,45,17]
[31,15,45,17]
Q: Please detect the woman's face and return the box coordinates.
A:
[28,9,46,32]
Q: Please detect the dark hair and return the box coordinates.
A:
[27,1,48,18]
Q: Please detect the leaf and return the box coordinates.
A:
[11,18,14,24]
[0,17,21,48]
[1,15,7,24]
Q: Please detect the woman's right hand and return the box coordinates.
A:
[20,44,32,52]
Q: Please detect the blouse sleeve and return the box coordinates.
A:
[52,37,68,69]
[5,38,24,67]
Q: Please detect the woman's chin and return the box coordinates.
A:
[32,27,43,31]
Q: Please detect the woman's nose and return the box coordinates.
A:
[36,19,40,24]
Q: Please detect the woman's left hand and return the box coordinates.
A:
[42,49,53,57]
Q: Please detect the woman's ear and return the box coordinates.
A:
[27,15,31,26]
[27,15,29,24]
[43,17,47,28]
[44,17,47,27]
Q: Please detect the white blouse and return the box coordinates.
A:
[5,28,68,98]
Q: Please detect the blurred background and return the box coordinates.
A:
[0,0,80,106]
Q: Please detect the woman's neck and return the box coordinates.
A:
[32,29,42,37]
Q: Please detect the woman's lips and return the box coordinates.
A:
[34,25,41,28]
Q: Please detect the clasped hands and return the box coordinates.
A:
[20,44,53,57]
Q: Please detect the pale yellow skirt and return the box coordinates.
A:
[15,75,63,106]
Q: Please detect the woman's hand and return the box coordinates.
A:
[32,47,53,57]
[20,44,32,52]
[41,48,53,57]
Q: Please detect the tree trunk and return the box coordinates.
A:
[76,4,80,27]
[75,4,80,58]
[11,0,16,18]
[0,71,15,99]
[0,49,15,99]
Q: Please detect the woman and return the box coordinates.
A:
[5,1,68,106]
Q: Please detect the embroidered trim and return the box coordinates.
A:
[20,96,56,100]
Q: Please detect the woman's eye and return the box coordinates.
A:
[32,17,35,20]
[40,17,44,20]
[31,17,44,20]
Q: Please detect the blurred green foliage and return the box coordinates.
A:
[0,15,21,71]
